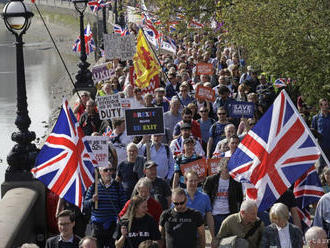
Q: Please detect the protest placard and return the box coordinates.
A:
[92,62,114,84]
[125,107,164,136]
[196,63,214,75]
[195,84,216,102]
[228,101,255,118]
[207,157,222,176]
[180,158,207,180]
[129,66,160,94]
[85,136,109,167]
[96,93,124,120]
[104,33,136,61]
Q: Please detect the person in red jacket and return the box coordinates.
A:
[118,177,162,224]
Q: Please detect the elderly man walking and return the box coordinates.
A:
[215,200,264,248]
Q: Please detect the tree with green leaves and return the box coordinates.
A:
[149,0,330,104]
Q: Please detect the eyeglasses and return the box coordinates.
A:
[200,110,208,113]
[217,112,226,115]
[173,200,186,206]
[102,168,116,172]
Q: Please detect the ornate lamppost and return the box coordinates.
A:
[2,0,38,181]
[72,0,96,96]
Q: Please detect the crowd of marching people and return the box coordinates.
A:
[42,16,330,248]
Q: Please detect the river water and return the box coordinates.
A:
[0,20,79,188]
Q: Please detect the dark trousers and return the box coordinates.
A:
[91,222,116,248]
[213,213,230,235]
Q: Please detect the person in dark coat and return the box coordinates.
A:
[260,203,303,248]
[203,158,243,234]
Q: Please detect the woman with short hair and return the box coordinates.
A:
[260,203,303,248]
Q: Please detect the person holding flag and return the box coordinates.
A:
[227,89,321,216]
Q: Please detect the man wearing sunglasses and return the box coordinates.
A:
[159,188,205,248]
[84,163,127,248]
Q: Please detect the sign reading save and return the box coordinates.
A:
[125,107,164,136]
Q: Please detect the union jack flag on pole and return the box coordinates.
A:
[72,23,96,55]
[228,90,321,211]
[294,166,324,227]
[31,99,96,209]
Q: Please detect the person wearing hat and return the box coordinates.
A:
[172,136,204,189]
[152,87,170,112]
[170,122,204,159]
[84,163,126,248]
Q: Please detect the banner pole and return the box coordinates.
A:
[94,168,98,209]
[139,28,184,107]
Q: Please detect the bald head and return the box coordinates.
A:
[305,226,328,248]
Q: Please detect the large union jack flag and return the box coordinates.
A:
[31,99,96,209]
[228,90,321,211]
[294,166,324,227]
[72,23,96,55]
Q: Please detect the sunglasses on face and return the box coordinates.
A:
[200,110,208,113]
[218,112,226,115]
[173,200,186,206]
[102,168,116,173]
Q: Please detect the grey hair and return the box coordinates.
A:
[225,124,236,133]
[135,177,152,191]
[127,142,138,152]
[269,203,289,223]
[240,199,257,212]
[21,244,39,248]
[305,226,327,245]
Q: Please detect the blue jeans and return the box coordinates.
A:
[213,214,230,235]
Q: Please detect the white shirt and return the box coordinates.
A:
[277,224,292,248]
[212,178,230,215]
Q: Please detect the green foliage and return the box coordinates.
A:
[152,0,330,104]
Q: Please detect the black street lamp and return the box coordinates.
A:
[72,0,96,96]
[102,6,107,34]
[1,0,39,181]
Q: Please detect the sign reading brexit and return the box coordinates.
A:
[125,107,164,136]
[228,101,255,118]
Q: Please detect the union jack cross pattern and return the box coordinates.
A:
[31,99,96,209]
[228,90,321,211]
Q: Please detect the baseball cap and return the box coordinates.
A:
[183,137,195,145]
[180,122,192,130]
[144,161,158,170]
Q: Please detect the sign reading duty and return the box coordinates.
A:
[125,107,164,136]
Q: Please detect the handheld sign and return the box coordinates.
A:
[207,158,222,176]
[195,84,216,102]
[85,136,109,167]
[196,63,214,75]
[104,33,136,61]
[180,158,207,181]
[96,93,123,120]
[125,107,164,136]
[228,101,255,118]
[92,62,114,84]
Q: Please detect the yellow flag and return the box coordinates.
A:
[133,29,161,89]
